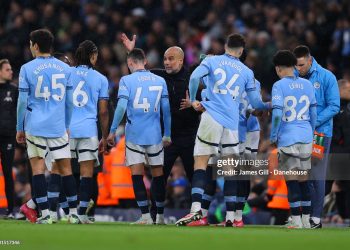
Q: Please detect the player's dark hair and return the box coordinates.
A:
[29,29,54,53]
[273,50,297,67]
[0,59,10,70]
[127,48,146,63]
[75,40,98,68]
[293,45,311,58]
[226,33,246,49]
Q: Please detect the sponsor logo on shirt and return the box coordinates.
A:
[272,95,281,101]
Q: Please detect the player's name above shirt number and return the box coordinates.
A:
[218,60,243,72]
[138,75,157,82]
[76,70,88,77]
[33,63,65,75]
[289,83,304,90]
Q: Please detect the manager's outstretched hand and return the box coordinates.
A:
[120,33,136,52]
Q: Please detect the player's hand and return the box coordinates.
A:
[251,109,264,117]
[261,110,271,118]
[66,129,70,138]
[98,138,108,154]
[16,131,26,145]
[192,100,205,112]
[179,90,191,110]
[270,140,277,148]
[162,136,172,148]
[120,33,136,52]
[107,133,116,148]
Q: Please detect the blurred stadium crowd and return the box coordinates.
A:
[1,0,350,223]
[1,0,350,87]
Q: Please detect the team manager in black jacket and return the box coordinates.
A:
[121,34,200,182]
[0,59,17,218]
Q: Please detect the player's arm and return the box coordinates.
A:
[315,73,340,128]
[247,88,270,110]
[189,65,209,111]
[108,78,129,146]
[161,89,171,146]
[108,98,127,145]
[270,84,283,144]
[309,87,317,132]
[247,81,264,117]
[16,91,28,144]
[65,85,73,130]
[310,104,317,132]
[98,77,110,153]
[109,98,127,134]
[270,108,282,144]
[16,67,29,144]
[246,74,270,110]
[98,99,109,152]
[189,65,209,101]
[98,99,109,154]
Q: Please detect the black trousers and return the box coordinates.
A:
[163,135,195,182]
[271,209,290,225]
[150,135,195,220]
[0,136,15,212]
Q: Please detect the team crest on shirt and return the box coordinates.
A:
[313,82,320,89]
[3,91,12,102]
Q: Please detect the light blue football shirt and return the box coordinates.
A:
[200,54,256,130]
[271,76,316,147]
[18,56,72,137]
[69,65,109,138]
[117,70,169,145]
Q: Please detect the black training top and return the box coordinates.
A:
[151,67,200,139]
[0,82,18,137]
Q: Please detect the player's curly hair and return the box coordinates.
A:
[273,50,297,67]
[75,40,98,68]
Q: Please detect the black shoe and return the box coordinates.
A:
[310,219,322,229]
[225,220,233,227]
[3,210,15,220]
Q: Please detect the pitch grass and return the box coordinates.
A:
[0,220,349,250]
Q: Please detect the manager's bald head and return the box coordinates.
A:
[163,46,184,74]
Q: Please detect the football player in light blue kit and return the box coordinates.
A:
[64,40,109,223]
[16,29,79,224]
[270,50,317,228]
[176,34,270,226]
[107,48,171,225]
